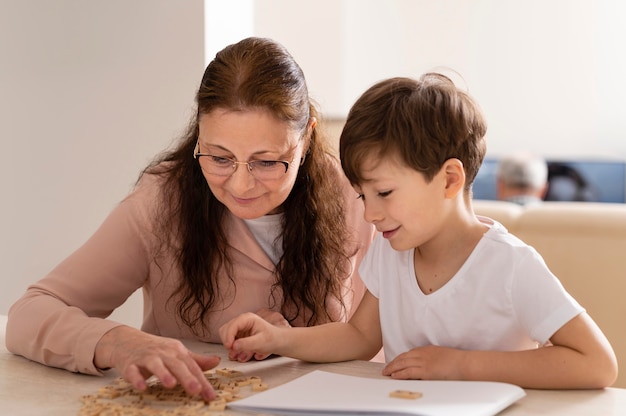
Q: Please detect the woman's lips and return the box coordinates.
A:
[232,195,260,205]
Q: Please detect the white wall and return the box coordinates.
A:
[0,0,205,325]
[253,0,626,160]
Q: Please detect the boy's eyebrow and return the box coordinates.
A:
[358,173,384,183]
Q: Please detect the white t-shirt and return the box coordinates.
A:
[359,216,584,362]
[243,214,283,265]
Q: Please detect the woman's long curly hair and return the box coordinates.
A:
[141,37,354,335]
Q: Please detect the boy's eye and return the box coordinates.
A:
[378,190,392,197]
[356,194,365,200]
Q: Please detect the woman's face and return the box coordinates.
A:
[197,108,306,219]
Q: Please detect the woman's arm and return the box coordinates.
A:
[5,176,157,374]
[7,176,223,399]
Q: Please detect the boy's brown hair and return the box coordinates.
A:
[340,74,487,191]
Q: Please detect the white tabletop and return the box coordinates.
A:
[2,314,625,415]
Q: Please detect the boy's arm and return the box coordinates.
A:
[383,312,618,389]
[220,291,382,363]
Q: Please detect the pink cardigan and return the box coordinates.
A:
[6,168,374,375]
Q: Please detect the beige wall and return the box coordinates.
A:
[255,0,626,161]
[321,119,345,155]
[0,0,205,326]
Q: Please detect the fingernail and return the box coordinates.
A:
[202,388,216,401]
[162,375,176,388]
[188,381,200,394]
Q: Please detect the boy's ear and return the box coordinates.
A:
[443,158,465,198]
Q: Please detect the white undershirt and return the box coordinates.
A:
[243,214,284,265]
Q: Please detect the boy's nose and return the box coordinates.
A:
[363,202,383,224]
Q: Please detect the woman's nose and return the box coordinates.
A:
[227,163,256,192]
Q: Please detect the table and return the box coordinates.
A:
[1,314,625,415]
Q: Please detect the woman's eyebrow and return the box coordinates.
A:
[200,142,288,158]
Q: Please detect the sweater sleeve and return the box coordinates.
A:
[5,175,160,374]
[338,170,376,319]
[318,161,375,323]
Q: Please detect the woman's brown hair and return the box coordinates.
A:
[142,37,354,334]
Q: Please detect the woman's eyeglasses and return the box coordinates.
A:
[193,141,294,181]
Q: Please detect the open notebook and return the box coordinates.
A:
[229,370,525,416]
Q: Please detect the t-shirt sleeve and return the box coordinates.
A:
[511,247,585,344]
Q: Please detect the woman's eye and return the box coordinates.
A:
[378,190,392,197]
[356,194,365,200]
[255,160,280,168]
[210,156,233,165]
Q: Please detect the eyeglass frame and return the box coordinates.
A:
[193,140,298,179]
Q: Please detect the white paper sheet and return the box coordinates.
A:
[228,370,525,416]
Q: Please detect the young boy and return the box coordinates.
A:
[220,74,618,389]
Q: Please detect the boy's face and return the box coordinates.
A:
[353,154,449,251]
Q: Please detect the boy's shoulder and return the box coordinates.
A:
[476,216,541,262]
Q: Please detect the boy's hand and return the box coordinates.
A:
[219,312,283,362]
[225,309,291,362]
[382,345,465,380]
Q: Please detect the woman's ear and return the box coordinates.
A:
[304,117,317,147]
[300,117,317,165]
[443,158,465,199]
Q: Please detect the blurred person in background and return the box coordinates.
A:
[496,151,548,206]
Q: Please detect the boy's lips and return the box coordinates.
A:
[381,226,400,239]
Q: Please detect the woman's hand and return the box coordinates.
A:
[94,326,220,401]
[224,308,291,362]
[219,312,284,362]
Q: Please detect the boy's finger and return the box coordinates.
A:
[191,353,221,371]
